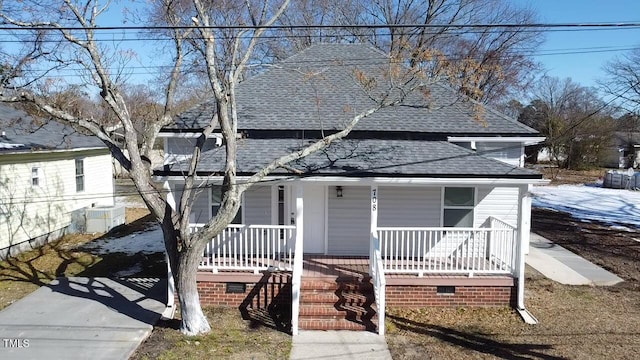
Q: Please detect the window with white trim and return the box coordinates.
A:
[75,159,84,192]
[31,167,40,187]
[443,187,474,227]
[211,185,242,224]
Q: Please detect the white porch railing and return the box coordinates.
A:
[192,224,296,274]
[377,222,517,276]
[370,232,386,336]
[487,216,518,274]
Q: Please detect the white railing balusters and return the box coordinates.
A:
[192,224,296,273]
[377,222,517,276]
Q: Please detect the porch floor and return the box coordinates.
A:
[197,256,514,286]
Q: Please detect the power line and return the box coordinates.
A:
[8,44,640,80]
[2,22,640,31]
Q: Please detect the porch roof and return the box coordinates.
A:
[158,138,541,179]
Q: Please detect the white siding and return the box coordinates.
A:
[474,187,519,227]
[191,187,211,224]
[164,138,219,164]
[327,186,369,255]
[170,183,210,224]
[476,142,523,167]
[177,183,271,225]
[378,187,440,227]
[0,151,114,256]
[244,186,271,224]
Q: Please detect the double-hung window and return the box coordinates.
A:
[443,187,474,227]
[211,185,242,224]
[75,159,84,192]
[31,167,40,187]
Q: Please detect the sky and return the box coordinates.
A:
[98,0,640,91]
[3,1,640,94]
[516,0,640,88]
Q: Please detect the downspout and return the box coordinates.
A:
[516,184,538,325]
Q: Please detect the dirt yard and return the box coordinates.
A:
[536,166,606,185]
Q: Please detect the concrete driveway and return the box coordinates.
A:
[0,277,166,360]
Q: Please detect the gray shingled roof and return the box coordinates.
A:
[0,103,105,153]
[163,138,539,178]
[169,43,537,135]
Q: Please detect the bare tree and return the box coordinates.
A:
[0,0,479,335]
[271,0,543,105]
[519,76,615,170]
[601,48,640,113]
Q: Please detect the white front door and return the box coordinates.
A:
[303,184,326,254]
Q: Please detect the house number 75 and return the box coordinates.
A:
[371,189,377,212]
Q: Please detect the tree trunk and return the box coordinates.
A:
[175,244,211,335]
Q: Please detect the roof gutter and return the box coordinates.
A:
[0,146,108,156]
[155,175,549,186]
[447,136,546,146]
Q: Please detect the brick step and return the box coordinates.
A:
[300,292,374,305]
[298,318,378,331]
[299,303,376,317]
[301,280,373,292]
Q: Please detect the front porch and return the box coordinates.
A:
[182,182,531,335]
[193,218,519,335]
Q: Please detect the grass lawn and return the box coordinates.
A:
[386,267,640,359]
[132,307,292,360]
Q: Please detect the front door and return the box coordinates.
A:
[303,184,326,254]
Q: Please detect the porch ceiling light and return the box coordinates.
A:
[336,186,343,198]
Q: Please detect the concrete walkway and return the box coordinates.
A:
[290,331,392,360]
[0,277,166,360]
[526,233,623,286]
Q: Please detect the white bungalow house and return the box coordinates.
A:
[155,44,546,335]
[0,104,115,259]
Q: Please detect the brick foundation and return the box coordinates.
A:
[196,273,292,307]
[193,272,516,309]
[386,284,516,307]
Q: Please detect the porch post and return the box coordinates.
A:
[516,184,529,310]
[370,185,379,275]
[163,181,176,310]
[291,181,304,336]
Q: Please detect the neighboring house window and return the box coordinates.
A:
[75,159,84,192]
[278,185,286,226]
[31,167,40,187]
[211,185,242,224]
[443,187,474,227]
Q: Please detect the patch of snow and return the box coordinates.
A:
[531,184,640,229]
[610,225,635,232]
[113,264,143,277]
[80,225,164,255]
[115,196,147,208]
[0,141,25,149]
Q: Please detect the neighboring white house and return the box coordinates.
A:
[156,44,546,334]
[0,104,114,259]
[601,131,640,169]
